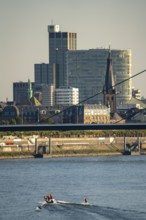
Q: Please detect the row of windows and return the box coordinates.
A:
[49,32,77,39]
[84,116,109,120]
[3,112,16,116]
[84,112,109,115]
[14,84,28,88]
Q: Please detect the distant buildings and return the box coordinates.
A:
[32,25,77,107]
[32,25,132,108]
[1,105,19,120]
[34,63,50,84]
[55,86,79,106]
[132,88,141,100]
[13,81,35,105]
[63,104,110,124]
[66,48,132,105]
[10,23,145,125]
[48,24,77,88]
[33,84,53,107]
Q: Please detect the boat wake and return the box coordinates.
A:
[36,199,90,211]
[36,200,146,220]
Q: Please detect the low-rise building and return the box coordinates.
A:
[132,88,141,100]
[63,104,110,124]
[13,81,35,105]
[1,105,19,120]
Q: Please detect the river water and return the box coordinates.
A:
[0,155,146,220]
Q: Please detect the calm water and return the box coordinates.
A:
[0,156,146,220]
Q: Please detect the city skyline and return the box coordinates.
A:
[0,0,146,101]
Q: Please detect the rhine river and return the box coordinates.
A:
[0,156,146,220]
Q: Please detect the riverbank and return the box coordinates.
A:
[1,136,146,159]
[0,151,123,160]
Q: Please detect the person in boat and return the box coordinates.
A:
[45,194,53,203]
[49,194,53,200]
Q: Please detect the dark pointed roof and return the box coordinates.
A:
[104,48,115,93]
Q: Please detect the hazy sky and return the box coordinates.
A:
[0,0,146,101]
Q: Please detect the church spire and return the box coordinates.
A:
[103,47,116,114]
[104,46,115,93]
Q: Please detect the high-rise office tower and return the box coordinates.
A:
[34,63,49,84]
[66,48,132,105]
[48,25,77,88]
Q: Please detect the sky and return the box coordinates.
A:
[0,0,146,101]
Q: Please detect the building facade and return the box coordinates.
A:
[34,63,50,84]
[13,81,35,104]
[132,88,141,100]
[48,25,77,88]
[66,48,132,105]
[63,104,110,124]
[34,83,55,107]
[1,105,20,120]
[55,86,79,106]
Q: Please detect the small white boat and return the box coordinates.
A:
[44,198,58,205]
[43,198,72,206]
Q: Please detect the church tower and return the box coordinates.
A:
[103,48,116,114]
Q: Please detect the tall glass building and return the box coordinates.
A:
[34,63,49,84]
[48,25,77,88]
[66,48,132,105]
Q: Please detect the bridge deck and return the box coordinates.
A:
[0,123,146,132]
